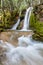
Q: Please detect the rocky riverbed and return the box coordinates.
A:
[0,31,33,46]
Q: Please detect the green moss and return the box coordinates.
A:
[0,10,19,31]
[30,13,43,41]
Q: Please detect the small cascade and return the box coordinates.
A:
[18,35,32,46]
[22,7,33,31]
[0,5,43,65]
[0,35,43,65]
[11,18,20,30]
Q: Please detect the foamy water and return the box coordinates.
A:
[12,18,20,30]
[22,7,33,31]
[0,35,43,65]
[0,6,43,65]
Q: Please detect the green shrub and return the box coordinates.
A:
[30,13,43,41]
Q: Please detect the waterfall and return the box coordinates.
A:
[22,7,33,31]
[0,35,43,65]
[11,18,20,30]
[0,5,43,65]
[11,7,33,31]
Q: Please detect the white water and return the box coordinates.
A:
[22,7,33,31]
[0,6,43,65]
[11,18,20,30]
[0,35,43,65]
[11,7,33,31]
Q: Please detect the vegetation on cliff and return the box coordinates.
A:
[0,0,42,31]
[30,3,43,41]
[0,0,30,31]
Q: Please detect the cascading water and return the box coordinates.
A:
[11,7,33,31]
[0,35,43,65]
[0,6,43,65]
[11,18,20,30]
[22,7,33,31]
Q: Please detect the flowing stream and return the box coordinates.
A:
[11,18,20,30]
[0,35,43,65]
[0,6,43,65]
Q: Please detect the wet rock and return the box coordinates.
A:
[32,33,43,42]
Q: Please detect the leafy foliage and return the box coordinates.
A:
[0,0,43,31]
[30,13,43,41]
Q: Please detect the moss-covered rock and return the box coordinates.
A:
[32,33,43,41]
[30,4,43,41]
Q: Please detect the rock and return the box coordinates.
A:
[32,33,43,41]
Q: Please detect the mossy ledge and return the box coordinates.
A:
[30,3,43,41]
